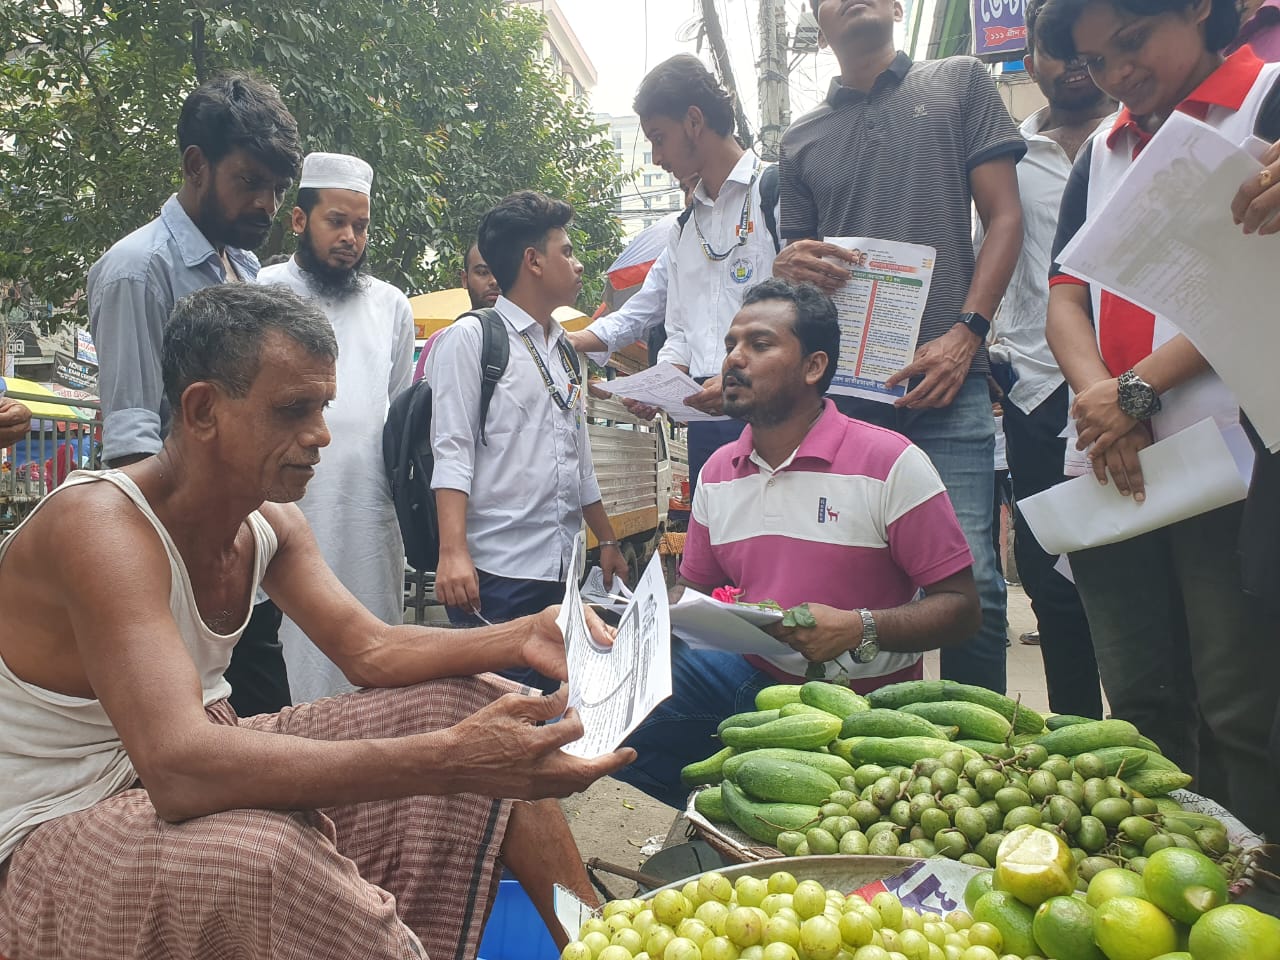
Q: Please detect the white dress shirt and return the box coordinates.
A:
[583,249,669,364]
[426,295,602,582]
[658,150,779,378]
[988,108,1105,415]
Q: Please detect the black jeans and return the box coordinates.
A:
[224,598,291,717]
[1003,384,1104,719]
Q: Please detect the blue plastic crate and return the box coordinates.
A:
[478,879,560,960]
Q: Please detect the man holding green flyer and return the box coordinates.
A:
[614,280,980,808]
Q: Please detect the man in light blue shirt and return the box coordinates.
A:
[87,72,302,717]
[89,72,302,467]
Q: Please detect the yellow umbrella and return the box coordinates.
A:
[1,376,95,422]
[408,290,593,338]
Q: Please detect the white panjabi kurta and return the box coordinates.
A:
[258,258,415,702]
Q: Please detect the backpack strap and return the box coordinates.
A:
[759,164,782,254]
[463,308,510,447]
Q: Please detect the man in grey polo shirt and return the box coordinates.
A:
[87,72,303,716]
[774,0,1025,694]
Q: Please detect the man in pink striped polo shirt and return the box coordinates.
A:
[614,279,980,808]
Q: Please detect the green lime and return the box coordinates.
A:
[1032,895,1105,960]
[1141,847,1229,925]
[972,890,1038,957]
[1093,896,1177,960]
[1085,867,1146,908]
[1186,904,1280,960]
[995,825,1077,907]
[963,871,995,913]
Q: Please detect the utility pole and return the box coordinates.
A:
[756,0,791,161]
[699,0,754,148]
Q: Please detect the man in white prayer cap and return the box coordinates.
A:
[259,151,416,702]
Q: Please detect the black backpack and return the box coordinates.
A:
[676,162,782,253]
[382,308,509,571]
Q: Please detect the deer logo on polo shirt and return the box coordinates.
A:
[818,497,839,523]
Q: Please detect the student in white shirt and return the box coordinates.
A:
[633,56,781,492]
[426,192,628,691]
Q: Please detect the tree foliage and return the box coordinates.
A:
[0,0,623,329]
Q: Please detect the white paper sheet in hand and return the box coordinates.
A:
[669,590,788,656]
[1018,418,1248,555]
[1056,111,1280,452]
[560,544,672,759]
[597,362,729,422]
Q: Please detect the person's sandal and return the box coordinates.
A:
[1019,630,1040,645]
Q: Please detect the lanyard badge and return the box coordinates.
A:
[517,330,581,414]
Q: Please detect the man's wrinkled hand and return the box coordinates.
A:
[771,240,856,293]
[684,375,724,416]
[765,603,855,663]
[1232,139,1280,235]
[886,325,979,409]
[1090,421,1153,502]
[1071,377,1136,455]
[447,688,636,800]
[435,549,481,614]
[525,604,617,681]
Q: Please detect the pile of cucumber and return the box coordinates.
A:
[683,679,1245,881]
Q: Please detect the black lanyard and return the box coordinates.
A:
[692,162,760,262]
[517,330,581,412]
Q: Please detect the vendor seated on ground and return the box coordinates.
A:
[0,283,633,960]
[616,279,980,808]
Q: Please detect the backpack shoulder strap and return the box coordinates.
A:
[462,308,510,447]
[759,164,782,254]
[676,204,694,235]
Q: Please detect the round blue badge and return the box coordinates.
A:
[729,258,754,284]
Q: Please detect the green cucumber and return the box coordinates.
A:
[939,681,1047,736]
[755,684,805,711]
[693,785,729,822]
[900,700,1013,743]
[1121,768,1193,797]
[733,756,840,805]
[1045,714,1095,731]
[780,702,834,718]
[719,780,821,844]
[680,745,737,787]
[716,709,780,737]
[1089,745,1151,778]
[721,748,855,783]
[831,735,979,768]
[799,681,870,718]
[720,713,843,751]
[865,679,947,710]
[1035,719,1141,756]
[839,708,950,741]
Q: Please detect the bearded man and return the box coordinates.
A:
[259,152,415,703]
[87,71,303,717]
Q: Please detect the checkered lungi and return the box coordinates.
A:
[0,674,520,960]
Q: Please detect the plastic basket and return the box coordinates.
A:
[478,879,558,960]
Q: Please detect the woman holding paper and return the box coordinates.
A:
[1038,0,1280,841]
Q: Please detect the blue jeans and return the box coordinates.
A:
[834,376,1008,693]
[616,639,774,809]
[447,571,564,694]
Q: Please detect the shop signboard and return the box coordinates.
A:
[973,0,1028,58]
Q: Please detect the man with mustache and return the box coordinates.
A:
[617,279,979,808]
[985,0,1114,718]
[258,153,416,702]
[88,72,303,718]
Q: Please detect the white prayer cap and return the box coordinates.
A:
[298,152,373,195]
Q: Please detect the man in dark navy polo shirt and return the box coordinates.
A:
[773,0,1026,695]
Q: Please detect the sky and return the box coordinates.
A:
[554,0,842,128]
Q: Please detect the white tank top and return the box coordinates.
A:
[0,470,278,863]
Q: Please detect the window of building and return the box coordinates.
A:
[643,151,652,164]
[612,134,623,149]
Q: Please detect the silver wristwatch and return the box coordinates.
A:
[852,609,880,664]
[1117,369,1162,419]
